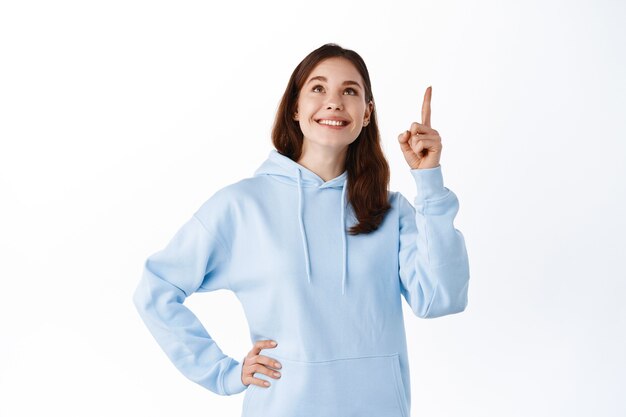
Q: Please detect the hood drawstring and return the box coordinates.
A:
[340,176,348,295]
[296,168,312,286]
[296,167,348,296]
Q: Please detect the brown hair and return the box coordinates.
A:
[271,43,392,235]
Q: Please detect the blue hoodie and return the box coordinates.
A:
[133,149,470,417]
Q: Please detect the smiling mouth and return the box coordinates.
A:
[316,119,350,127]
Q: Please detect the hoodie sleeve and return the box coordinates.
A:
[132,212,248,396]
[397,165,470,318]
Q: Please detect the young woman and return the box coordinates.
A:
[133,43,470,417]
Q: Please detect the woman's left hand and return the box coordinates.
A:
[397,86,442,170]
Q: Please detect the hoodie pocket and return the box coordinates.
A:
[241,352,408,417]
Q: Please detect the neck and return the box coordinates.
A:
[296,142,347,182]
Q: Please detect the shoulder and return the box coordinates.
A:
[387,189,412,209]
[192,176,273,229]
[385,190,415,222]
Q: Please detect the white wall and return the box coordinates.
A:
[1,0,624,416]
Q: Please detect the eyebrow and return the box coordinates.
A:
[306,75,362,90]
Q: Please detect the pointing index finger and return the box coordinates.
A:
[421,86,432,128]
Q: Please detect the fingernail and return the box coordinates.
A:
[275,362,282,369]
[271,341,277,346]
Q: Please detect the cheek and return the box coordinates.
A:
[303,94,327,107]
[297,102,315,118]
[352,106,366,121]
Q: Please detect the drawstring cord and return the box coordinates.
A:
[297,168,312,285]
[296,167,348,295]
[340,177,347,295]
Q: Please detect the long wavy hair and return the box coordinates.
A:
[271,43,392,235]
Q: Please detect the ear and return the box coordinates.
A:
[293,108,299,121]
[363,100,374,124]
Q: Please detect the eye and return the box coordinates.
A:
[312,85,358,96]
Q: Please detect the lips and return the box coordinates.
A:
[315,118,350,126]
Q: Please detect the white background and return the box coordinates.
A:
[1,1,625,416]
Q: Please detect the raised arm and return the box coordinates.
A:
[396,86,470,318]
[397,167,470,318]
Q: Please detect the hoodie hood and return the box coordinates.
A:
[253,149,350,295]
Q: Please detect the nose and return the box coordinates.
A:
[325,92,344,110]
[326,101,343,111]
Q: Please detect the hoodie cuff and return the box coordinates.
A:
[410,165,447,201]
[222,357,249,396]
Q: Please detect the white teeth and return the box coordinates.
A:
[318,119,346,126]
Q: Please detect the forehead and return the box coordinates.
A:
[305,57,363,83]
